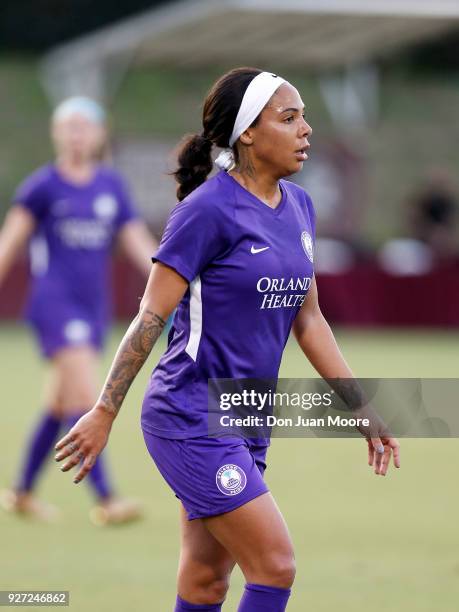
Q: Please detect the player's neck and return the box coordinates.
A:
[56,157,96,185]
[230,168,281,209]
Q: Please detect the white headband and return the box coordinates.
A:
[53,96,106,125]
[215,71,286,171]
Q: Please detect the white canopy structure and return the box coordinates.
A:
[41,0,459,103]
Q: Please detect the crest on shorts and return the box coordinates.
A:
[301,231,314,262]
[64,319,91,344]
[216,464,247,496]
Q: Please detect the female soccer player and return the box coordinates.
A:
[55,69,400,609]
[0,96,156,524]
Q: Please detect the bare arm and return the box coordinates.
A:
[292,277,366,420]
[0,207,35,287]
[292,277,354,380]
[55,261,188,482]
[99,261,187,417]
[116,219,158,278]
[293,277,400,475]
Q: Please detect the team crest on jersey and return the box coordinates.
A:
[216,464,247,496]
[301,231,314,262]
[93,194,118,220]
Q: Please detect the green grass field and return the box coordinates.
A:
[1,324,458,611]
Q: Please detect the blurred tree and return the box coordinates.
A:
[1,1,459,72]
[0,0,171,51]
[374,28,459,75]
[400,30,459,72]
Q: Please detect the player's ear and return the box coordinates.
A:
[239,129,254,146]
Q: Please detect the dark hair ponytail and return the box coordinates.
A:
[173,134,213,202]
[173,67,262,201]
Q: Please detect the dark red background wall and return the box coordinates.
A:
[2,258,458,327]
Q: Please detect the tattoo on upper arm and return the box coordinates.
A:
[100,310,166,415]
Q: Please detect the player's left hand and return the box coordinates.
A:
[367,436,400,476]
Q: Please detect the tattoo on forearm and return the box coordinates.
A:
[325,378,368,411]
[326,378,390,438]
[99,310,166,416]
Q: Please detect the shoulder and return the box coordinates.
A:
[281,179,316,235]
[281,179,315,219]
[96,164,126,187]
[93,166,137,213]
[176,172,231,218]
[16,164,54,195]
[281,179,313,207]
[13,164,56,207]
[161,173,233,245]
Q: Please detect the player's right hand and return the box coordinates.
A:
[54,406,116,484]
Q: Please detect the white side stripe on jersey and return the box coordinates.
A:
[30,235,49,277]
[185,275,202,361]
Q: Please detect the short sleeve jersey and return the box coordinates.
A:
[13,163,138,322]
[141,170,316,439]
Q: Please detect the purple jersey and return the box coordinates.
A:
[13,163,138,331]
[141,170,315,439]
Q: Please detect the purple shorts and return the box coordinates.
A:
[28,313,106,359]
[142,431,270,520]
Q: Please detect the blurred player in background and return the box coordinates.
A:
[55,70,400,610]
[0,96,156,524]
[408,167,458,259]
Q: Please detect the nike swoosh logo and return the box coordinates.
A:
[251,245,270,254]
